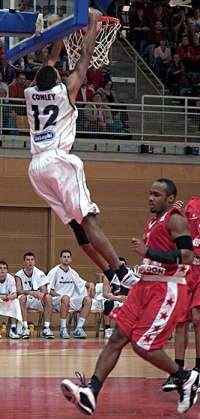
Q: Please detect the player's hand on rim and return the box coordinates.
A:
[88,7,102,22]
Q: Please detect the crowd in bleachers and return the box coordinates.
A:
[115,0,200,97]
[0,40,129,138]
[0,0,200,138]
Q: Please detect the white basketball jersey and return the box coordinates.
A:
[51,266,86,298]
[15,268,33,291]
[24,83,78,155]
[0,274,16,295]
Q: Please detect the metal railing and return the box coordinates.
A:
[0,98,199,150]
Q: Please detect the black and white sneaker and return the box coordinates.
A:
[111,266,141,291]
[42,327,55,339]
[162,375,178,392]
[9,327,20,339]
[61,372,96,415]
[177,370,199,413]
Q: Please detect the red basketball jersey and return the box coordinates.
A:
[140,208,190,279]
[186,197,200,256]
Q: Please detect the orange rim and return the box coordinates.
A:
[99,15,120,27]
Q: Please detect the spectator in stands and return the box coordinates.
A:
[150,4,169,32]
[15,252,55,340]
[97,79,126,131]
[162,0,174,28]
[187,22,200,68]
[0,260,22,339]
[86,66,104,91]
[0,87,6,97]
[176,34,195,72]
[189,7,200,33]
[8,72,29,133]
[188,21,200,47]
[0,71,9,97]
[172,7,189,44]
[144,20,169,67]
[76,76,94,102]
[129,6,151,50]
[103,257,128,339]
[9,72,28,103]
[142,0,154,19]
[10,57,25,77]
[97,79,118,103]
[27,48,48,80]
[84,91,113,134]
[167,53,191,94]
[18,0,33,12]
[0,55,16,85]
[76,76,94,135]
[0,87,9,134]
[154,37,172,81]
[48,249,95,339]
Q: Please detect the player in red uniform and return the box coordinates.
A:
[162,197,200,391]
[61,178,199,416]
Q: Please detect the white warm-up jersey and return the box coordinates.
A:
[50,266,86,298]
[15,268,48,291]
[0,274,16,295]
[24,83,78,155]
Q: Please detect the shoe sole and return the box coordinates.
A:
[73,336,87,339]
[22,336,30,339]
[42,335,55,339]
[61,381,93,416]
[162,385,177,392]
[9,336,20,339]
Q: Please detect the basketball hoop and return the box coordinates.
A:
[63,16,121,70]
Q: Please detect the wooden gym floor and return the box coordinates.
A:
[0,330,199,419]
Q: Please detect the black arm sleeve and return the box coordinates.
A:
[146,248,182,264]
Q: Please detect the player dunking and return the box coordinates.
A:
[61,179,199,415]
[24,8,138,293]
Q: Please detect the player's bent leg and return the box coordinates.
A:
[69,219,111,272]
[132,342,199,413]
[61,326,129,414]
[81,214,141,287]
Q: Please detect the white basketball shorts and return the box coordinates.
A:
[52,294,87,312]
[28,149,100,225]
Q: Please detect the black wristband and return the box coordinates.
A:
[146,248,182,265]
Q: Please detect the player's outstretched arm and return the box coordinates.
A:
[67,8,102,104]
[42,40,63,67]
[30,40,63,86]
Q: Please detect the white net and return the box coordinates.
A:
[63,16,121,70]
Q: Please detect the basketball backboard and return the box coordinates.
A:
[4,0,88,61]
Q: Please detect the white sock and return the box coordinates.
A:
[44,322,50,329]
[23,321,28,329]
[11,324,16,329]
[77,317,86,328]
[60,319,66,329]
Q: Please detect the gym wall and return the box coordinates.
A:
[0,157,199,281]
